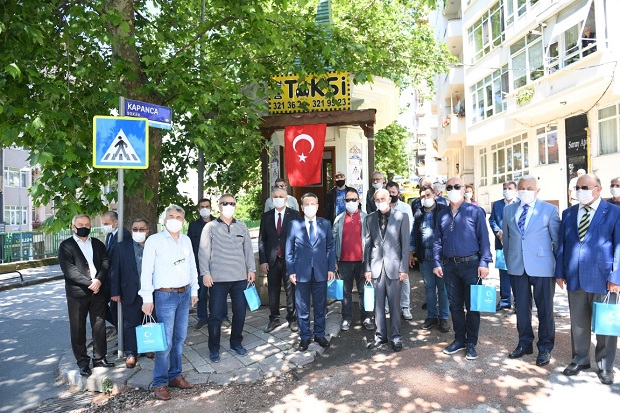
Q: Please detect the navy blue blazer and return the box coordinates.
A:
[109,238,141,305]
[286,217,336,282]
[489,198,511,250]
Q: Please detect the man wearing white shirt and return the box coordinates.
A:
[139,205,199,401]
[264,178,300,212]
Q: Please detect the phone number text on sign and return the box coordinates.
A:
[269,72,351,114]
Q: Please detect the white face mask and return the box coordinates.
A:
[345,201,359,213]
[165,218,183,233]
[199,207,211,218]
[272,198,286,209]
[375,201,389,212]
[518,190,536,205]
[304,205,318,218]
[577,189,594,205]
[372,182,383,190]
[103,224,114,234]
[464,192,473,200]
[503,189,516,200]
[221,205,235,218]
[611,187,620,198]
[447,190,463,203]
[422,198,435,208]
[132,231,146,243]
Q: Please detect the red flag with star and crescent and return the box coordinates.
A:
[284,123,326,186]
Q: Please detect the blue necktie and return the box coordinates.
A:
[309,221,316,244]
[518,204,529,234]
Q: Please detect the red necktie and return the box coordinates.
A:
[276,213,282,257]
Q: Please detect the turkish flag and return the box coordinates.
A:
[284,123,326,186]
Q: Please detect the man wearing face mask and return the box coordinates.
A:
[556,174,620,385]
[608,177,620,205]
[199,194,256,363]
[326,171,354,223]
[333,188,374,331]
[489,181,518,311]
[58,214,110,378]
[386,181,415,321]
[433,177,492,360]
[366,171,385,213]
[259,187,300,333]
[286,193,336,351]
[568,168,586,206]
[187,198,216,330]
[264,178,300,212]
[139,205,199,401]
[365,189,410,352]
[109,218,151,368]
[101,210,131,328]
[502,176,560,367]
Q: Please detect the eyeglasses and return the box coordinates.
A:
[345,198,359,202]
[220,201,236,206]
[445,184,463,191]
[132,228,148,232]
[173,258,185,265]
[576,185,597,190]
[372,178,383,182]
[335,174,345,178]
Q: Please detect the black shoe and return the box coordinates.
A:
[297,339,311,352]
[289,320,298,332]
[508,345,534,359]
[421,317,439,330]
[264,320,280,333]
[562,362,590,376]
[194,319,207,330]
[93,359,114,368]
[536,351,551,367]
[438,319,451,333]
[421,302,428,310]
[314,336,330,348]
[496,303,511,311]
[392,341,403,352]
[465,343,478,360]
[367,337,388,349]
[222,317,231,327]
[362,318,375,330]
[597,369,615,385]
[443,340,466,355]
[79,366,92,377]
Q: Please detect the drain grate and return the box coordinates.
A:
[32,391,95,413]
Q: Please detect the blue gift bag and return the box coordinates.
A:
[327,278,344,300]
[136,315,167,353]
[244,282,261,311]
[363,280,375,312]
[495,249,507,271]
[470,281,496,313]
[592,294,620,336]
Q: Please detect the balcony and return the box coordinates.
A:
[441,66,464,100]
[446,19,462,56]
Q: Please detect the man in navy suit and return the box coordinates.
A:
[556,173,620,385]
[101,210,130,328]
[502,176,560,367]
[489,180,518,310]
[109,218,150,368]
[286,193,336,351]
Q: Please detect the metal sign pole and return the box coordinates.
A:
[117,97,125,359]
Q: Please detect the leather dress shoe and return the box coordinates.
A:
[194,319,207,330]
[597,369,615,385]
[508,345,534,359]
[93,359,114,368]
[362,318,375,330]
[496,303,511,311]
[264,320,280,333]
[143,352,155,359]
[79,366,92,377]
[367,337,388,349]
[125,356,137,369]
[298,339,311,352]
[289,320,298,332]
[562,362,590,376]
[314,336,330,348]
[536,351,551,366]
[392,341,403,352]
[168,376,193,389]
[153,385,171,401]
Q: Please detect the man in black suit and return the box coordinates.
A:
[101,210,130,328]
[58,214,112,377]
[109,218,150,368]
[259,186,300,333]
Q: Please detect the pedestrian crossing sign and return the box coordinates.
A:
[93,116,149,169]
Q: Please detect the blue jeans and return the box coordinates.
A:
[443,259,481,345]
[197,276,209,321]
[208,280,246,352]
[152,289,190,387]
[420,260,449,319]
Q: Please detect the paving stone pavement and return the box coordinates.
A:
[57,300,343,392]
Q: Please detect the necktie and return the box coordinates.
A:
[518,204,529,234]
[309,220,316,244]
[579,205,591,242]
[106,233,112,250]
[276,213,282,257]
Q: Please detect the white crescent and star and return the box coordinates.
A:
[292,133,315,162]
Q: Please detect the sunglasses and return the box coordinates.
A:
[220,201,236,206]
[132,228,148,232]
[445,184,463,191]
[576,185,597,190]
[345,198,359,202]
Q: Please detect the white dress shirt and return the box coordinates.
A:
[72,234,97,279]
[577,197,601,225]
[515,198,538,232]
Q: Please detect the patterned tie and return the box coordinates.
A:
[579,205,591,242]
[309,220,316,244]
[518,204,529,234]
[276,213,282,257]
[106,233,112,250]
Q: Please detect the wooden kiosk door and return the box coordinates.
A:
[292,147,334,218]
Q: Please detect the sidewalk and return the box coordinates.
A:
[0,264,63,292]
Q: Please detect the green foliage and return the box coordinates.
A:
[375,122,411,181]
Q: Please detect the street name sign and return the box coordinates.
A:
[123,98,172,130]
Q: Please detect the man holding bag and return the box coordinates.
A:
[555,174,620,385]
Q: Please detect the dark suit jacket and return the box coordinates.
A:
[109,238,141,305]
[187,216,214,269]
[259,207,300,267]
[58,236,109,298]
[366,188,378,213]
[105,227,131,252]
[489,199,514,250]
[412,203,448,263]
[286,217,336,282]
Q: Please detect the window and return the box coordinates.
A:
[469,66,509,124]
[3,167,28,188]
[510,33,543,89]
[537,124,559,164]
[467,2,505,63]
[492,133,529,185]
[599,103,620,155]
[5,206,27,226]
[480,148,488,187]
[504,0,539,27]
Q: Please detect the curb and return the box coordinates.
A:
[0,274,64,293]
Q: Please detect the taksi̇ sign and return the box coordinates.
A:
[269,71,350,114]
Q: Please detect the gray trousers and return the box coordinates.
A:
[374,269,402,342]
[567,289,617,370]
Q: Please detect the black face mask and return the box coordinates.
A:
[390,195,399,203]
[335,179,346,187]
[75,227,91,237]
